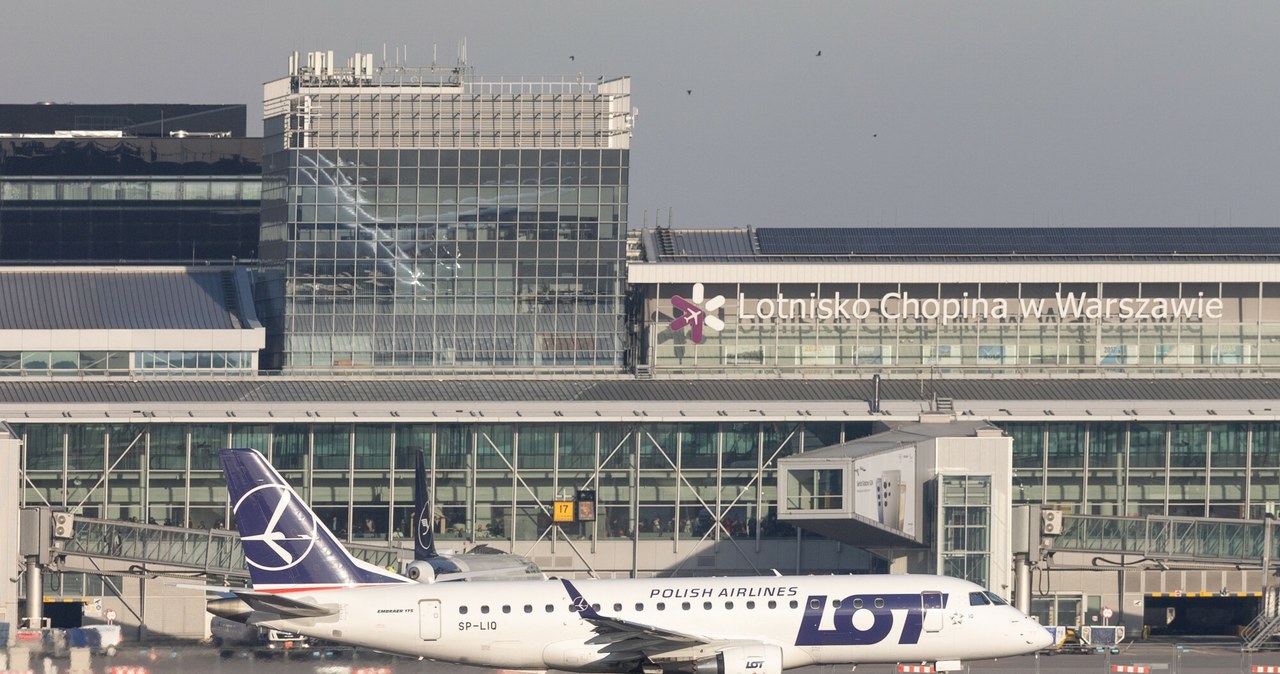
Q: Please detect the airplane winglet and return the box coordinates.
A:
[559,579,603,620]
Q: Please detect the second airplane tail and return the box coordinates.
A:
[220,447,410,590]
[414,449,438,560]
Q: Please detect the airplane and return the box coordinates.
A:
[402,449,542,582]
[209,447,1054,673]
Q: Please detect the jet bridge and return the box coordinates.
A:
[57,516,405,581]
[20,516,408,639]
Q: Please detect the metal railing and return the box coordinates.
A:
[1054,514,1279,563]
[62,517,406,581]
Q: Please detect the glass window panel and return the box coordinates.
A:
[313,424,351,470]
[354,425,391,470]
[1129,423,1167,469]
[1209,423,1248,468]
[270,425,309,471]
[148,426,186,471]
[189,425,227,471]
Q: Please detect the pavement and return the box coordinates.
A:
[5,641,1280,674]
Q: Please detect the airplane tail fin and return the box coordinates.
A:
[220,448,410,589]
[413,449,438,560]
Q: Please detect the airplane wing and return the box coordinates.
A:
[232,590,337,619]
[559,579,727,657]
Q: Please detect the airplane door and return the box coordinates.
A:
[419,599,441,640]
[922,592,944,632]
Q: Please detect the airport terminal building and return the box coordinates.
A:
[2,52,1280,641]
[3,225,1280,638]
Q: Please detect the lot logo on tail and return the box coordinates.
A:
[235,483,318,571]
[670,283,725,344]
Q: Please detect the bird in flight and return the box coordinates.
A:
[816,50,823,56]
[686,89,692,95]
[570,55,575,61]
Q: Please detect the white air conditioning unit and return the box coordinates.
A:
[51,511,75,540]
[1041,509,1063,536]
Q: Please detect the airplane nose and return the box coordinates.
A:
[1029,622,1055,650]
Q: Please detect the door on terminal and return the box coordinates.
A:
[922,591,944,632]
[419,599,441,640]
[1030,595,1083,627]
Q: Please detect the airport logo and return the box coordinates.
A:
[670,283,725,344]
[234,483,318,572]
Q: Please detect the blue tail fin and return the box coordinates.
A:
[413,449,438,560]
[220,448,409,589]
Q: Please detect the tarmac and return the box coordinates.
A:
[3,640,1279,674]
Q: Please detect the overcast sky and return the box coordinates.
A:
[4,1,1279,230]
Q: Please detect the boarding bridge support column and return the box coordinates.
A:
[1013,552,1032,615]
[0,426,19,640]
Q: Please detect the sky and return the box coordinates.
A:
[3,1,1279,230]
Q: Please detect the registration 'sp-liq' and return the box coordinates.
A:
[210,448,1053,673]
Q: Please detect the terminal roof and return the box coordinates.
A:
[639,226,1280,262]
[0,267,259,330]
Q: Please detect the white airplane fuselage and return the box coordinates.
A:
[254,574,1049,670]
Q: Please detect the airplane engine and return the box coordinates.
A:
[404,560,437,583]
[692,644,782,674]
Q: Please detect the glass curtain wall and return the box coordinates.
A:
[12,421,849,544]
[261,147,627,373]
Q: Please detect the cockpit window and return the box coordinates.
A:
[969,591,992,606]
[983,591,1009,605]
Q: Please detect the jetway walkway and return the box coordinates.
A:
[57,516,407,582]
[1052,514,1280,566]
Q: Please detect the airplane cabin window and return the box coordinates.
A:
[481,606,490,614]
[789,600,798,609]
[545,604,554,613]
[832,599,842,608]
[523,605,533,613]
[725,601,734,610]
[459,606,469,615]
[853,598,863,609]
[984,592,1008,605]
[703,602,713,610]
[635,603,644,611]
[767,600,777,609]
[874,598,884,608]
[502,605,511,614]
[613,603,623,612]
[682,602,691,610]
[746,601,755,609]
[809,599,821,609]
[969,592,991,606]
[657,602,666,610]
[592,604,601,612]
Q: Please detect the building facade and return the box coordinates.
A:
[0,104,262,264]
[256,51,633,373]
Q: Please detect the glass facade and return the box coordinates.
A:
[17,418,1278,548]
[643,281,1280,376]
[1007,421,1280,519]
[259,148,626,371]
[11,421,848,545]
[939,475,991,588]
[0,139,262,263]
[258,70,631,374]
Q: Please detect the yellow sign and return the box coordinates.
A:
[553,500,575,523]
